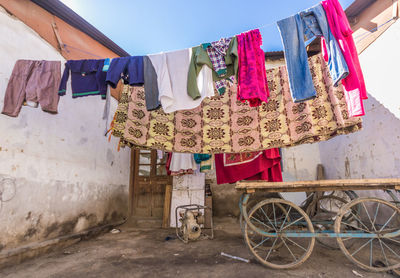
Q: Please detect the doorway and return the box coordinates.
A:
[129,149,172,225]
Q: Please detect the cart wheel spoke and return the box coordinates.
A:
[341,221,372,234]
[285,237,308,252]
[372,203,380,227]
[349,211,371,232]
[378,238,390,268]
[253,237,271,250]
[385,237,400,245]
[351,238,374,257]
[250,215,274,231]
[279,207,292,231]
[265,237,279,261]
[379,211,397,232]
[380,240,400,260]
[362,202,377,232]
[281,216,305,231]
[259,206,277,231]
[281,237,297,261]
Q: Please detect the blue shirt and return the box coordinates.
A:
[106,56,144,88]
[58,59,107,98]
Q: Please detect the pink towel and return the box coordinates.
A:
[321,0,367,117]
[237,29,269,107]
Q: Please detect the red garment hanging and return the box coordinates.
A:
[215,149,282,184]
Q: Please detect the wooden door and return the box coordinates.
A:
[130,149,171,219]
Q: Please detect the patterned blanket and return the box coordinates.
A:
[112,54,362,154]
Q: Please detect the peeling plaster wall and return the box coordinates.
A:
[319,20,400,181]
[0,8,130,251]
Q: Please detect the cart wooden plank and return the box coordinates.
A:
[235,178,400,193]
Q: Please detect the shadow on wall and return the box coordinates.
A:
[319,93,400,180]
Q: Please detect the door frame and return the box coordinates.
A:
[128,149,172,217]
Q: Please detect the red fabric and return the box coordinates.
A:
[236,29,269,107]
[165,152,172,176]
[321,0,367,117]
[215,149,282,184]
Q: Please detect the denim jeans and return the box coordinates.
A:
[277,4,348,103]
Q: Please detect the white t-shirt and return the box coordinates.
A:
[148,49,213,113]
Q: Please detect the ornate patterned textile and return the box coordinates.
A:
[112,54,362,154]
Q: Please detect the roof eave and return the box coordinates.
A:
[31,0,130,57]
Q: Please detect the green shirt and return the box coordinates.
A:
[187,37,238,100]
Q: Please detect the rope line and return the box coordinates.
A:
[61,16,396,58]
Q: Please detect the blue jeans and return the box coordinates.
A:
[277,4,348,103]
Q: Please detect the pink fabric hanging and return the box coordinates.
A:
[237,29,269,107]
[320,0,367,117]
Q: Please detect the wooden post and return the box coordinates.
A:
[162,184,172,228]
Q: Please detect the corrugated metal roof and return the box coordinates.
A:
[31,0,130,57]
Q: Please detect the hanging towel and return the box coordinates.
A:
[199,154,214,173]
[193,153,212,164]
[236,29,269,107]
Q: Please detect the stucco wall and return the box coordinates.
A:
[0,8,130,251]
[319,20,400,181]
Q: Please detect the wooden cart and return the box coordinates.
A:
[236,179,400,272]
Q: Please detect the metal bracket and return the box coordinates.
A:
[51,22,65,52]
[393,0,399,19]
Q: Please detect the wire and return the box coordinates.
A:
[61,15,395,58]
[354,17,395,43]
[63,43,105,59]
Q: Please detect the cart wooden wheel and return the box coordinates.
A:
[243,198,315,269]
[335,197,400,272]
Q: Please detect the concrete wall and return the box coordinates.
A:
[319,20,400,181]
[0,7,130,252]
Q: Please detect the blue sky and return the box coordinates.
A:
[61,0,354,55]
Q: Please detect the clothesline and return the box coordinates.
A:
[354,17,396,43]
[63,43,105,59]
[62,17,397,63]
[62,22,278,60]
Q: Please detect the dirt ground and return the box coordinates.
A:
[0,219,392,278]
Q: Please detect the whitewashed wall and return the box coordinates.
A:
[317,20,400,203]
[0,7,130,251]
[319,20,400,181]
